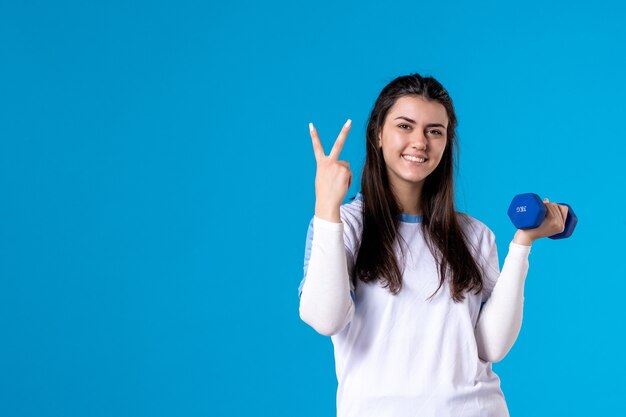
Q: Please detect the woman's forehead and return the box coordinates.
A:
[387,96,448,124]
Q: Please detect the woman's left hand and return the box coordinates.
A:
[513,198,569,246]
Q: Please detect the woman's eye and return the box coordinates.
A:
[428,129,443,136]
[398,124,410,130]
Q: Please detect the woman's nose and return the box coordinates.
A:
[411,132,427,150]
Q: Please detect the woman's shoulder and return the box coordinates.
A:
[339,193,364,231]
[456,212,496,247]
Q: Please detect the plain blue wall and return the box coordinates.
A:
[1,0,625,415]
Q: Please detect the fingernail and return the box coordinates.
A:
[345,119,352,128]
[309,122,314,131]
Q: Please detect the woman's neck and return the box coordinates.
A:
[391,182,424,215]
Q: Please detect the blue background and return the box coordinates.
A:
[1,0,625,415]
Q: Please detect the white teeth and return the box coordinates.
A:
[402,155,426,163]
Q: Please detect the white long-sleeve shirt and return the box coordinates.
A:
[298,193,530,417]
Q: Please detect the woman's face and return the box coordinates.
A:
[378,95,449,192]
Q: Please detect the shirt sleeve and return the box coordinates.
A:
[475,234,531,363]
[298,216,355,336]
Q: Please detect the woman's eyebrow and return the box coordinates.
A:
[394,116,447,129]
[394,116,417,123]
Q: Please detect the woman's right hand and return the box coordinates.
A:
[310,119,353,223]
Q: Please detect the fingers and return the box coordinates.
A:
[329,119,352,160]
[544,198,558,218]
[543,197,567,231]
[309,123,326,162]
[559,205,569,224]
[310,119,352,162]
[544,198,555,220]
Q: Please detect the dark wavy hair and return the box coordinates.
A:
[354,73,483,302]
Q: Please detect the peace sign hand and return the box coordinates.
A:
[310,119,353,223]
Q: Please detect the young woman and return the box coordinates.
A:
[297,73,568,417]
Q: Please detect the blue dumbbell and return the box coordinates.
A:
[507,193,578,239]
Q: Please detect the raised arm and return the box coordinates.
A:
[299,119,356,336]
[299,216,355,336]
[474,239,530,363]
[475,198,569,362]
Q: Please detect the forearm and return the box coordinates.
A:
[475,241,531,362]
[299,216,355,336]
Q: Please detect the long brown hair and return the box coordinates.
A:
[355,73,483,302]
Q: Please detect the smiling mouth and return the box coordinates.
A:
[401,154,427,163]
